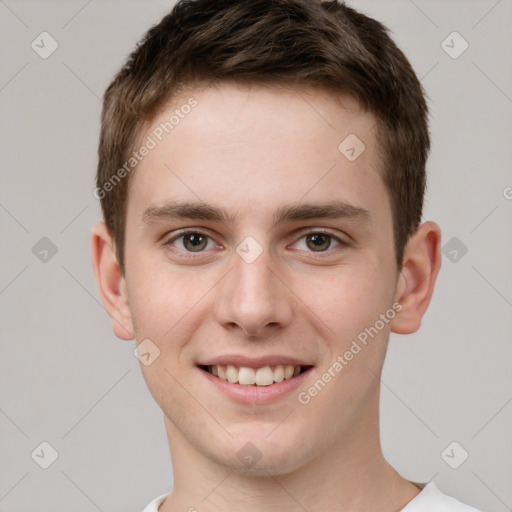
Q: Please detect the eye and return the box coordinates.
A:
[165,229,347,257]
[168,231,217,253]
[293,231,343,252]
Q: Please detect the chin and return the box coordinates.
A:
[208,432,316,477]
[219,452,309,477]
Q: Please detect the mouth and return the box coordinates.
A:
[198,364,313,386]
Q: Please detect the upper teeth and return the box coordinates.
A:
[209,364,301,386]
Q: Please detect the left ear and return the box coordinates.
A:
[391,221,442,334]
[91,221,135,340]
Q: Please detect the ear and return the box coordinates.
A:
[391,221,442,334]
[91,222,135,340]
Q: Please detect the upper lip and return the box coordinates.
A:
[198,354,313,368]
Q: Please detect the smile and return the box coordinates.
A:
[200,364,311,386]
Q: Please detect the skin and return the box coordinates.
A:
[92,82,441,511]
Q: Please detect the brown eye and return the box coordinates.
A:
[182,233,208,252]
[305,233,334,252]
[292,231,343,253]
[169,231,215,253]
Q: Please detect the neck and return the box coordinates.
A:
[158,390,421,512]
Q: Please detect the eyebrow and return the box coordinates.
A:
[142,199,371,228]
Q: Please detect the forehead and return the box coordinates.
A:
[127,82,390,229]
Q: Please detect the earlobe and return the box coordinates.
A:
[91,222,135,340]
[391,221,442,335]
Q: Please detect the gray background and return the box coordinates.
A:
[0,0,511,511]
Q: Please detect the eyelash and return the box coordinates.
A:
[164,228,349,258]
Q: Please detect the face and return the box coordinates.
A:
[122,83,400,475]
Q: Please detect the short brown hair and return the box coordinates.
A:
[96,0,429,273]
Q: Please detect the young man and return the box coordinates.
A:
[91,1,481,510]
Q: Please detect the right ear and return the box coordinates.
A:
[91,222,135,340]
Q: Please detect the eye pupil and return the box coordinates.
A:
[184,233,207,251]
[306,233,330,251]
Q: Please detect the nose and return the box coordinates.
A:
[212,245,294,338]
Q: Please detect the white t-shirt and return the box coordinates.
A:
[141,482,482,511]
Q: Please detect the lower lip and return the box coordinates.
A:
[199,367,313,405]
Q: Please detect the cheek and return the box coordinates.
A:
[129,278,173,336]
[297,255,396,410]
[295,267,394,432]
[126,257,222,366]
[297,256,394,338]
[126,261,188,342]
